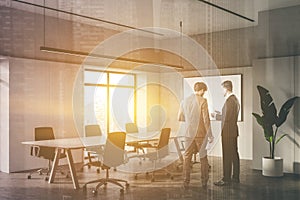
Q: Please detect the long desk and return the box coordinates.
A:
[22,136,106,189]
[22,133,183,190]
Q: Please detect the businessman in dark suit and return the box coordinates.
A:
[212,80,240,186]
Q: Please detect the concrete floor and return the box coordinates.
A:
[1,156,300,200]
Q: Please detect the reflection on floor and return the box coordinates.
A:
[0,156,300,200]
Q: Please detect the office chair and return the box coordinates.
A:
[81,124,103,173]
[125,123,152,155]
[27,127,67,180]
[82,132,129,194]
[135,128,173,182]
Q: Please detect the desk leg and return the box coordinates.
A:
[173,138,183,162]
[49,148,62,183]
[65,148,80,190]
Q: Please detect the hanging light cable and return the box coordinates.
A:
[180,21,183,69]
[197,0,254,22]
[43,0,45,46]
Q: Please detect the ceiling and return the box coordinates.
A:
[9,0,300,37]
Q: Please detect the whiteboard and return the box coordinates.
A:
[183,74,242,121]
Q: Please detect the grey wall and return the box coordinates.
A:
[255,6,300,59]
[191,26,254,69]
[0,6,117,65]
[252,56,299,173]
[250,6,300,173]
[1,5,300,68]
[191,5,300,69]
[295,56,300,173]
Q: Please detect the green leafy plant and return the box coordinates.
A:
[252,85,299,159]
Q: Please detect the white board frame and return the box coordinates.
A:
[183,74,243,121]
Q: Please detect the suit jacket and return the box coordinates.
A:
[216,94,240,138]
[178,94,212,139]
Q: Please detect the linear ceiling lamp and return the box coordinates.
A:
[40,46,184,69]
[12,0,164,36]
[197,0,255,22]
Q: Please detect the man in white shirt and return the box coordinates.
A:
[178,82,214,189]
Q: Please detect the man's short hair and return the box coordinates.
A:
[222,80,233,92]
[194,82,207,92]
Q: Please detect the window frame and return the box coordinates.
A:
[84,68,136,133]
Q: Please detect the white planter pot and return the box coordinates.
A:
[262,157,283,177]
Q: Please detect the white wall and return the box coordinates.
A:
[0,58,9,172]
[252,56,299,173]
[8,57,83,172]
[159,71,183,132]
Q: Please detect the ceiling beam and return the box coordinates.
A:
[197,0,255,22]
[40,46,184,69]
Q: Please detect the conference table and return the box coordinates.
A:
[22,131,183,190]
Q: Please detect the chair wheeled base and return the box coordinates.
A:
[82,168,129,194]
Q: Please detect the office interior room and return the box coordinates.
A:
[1,0,300,199]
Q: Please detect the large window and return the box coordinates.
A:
[84,69,136,134]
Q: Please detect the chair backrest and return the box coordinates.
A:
[157,128,171,159]
[85,124,102,137]
[157,128,171,149]
[35,127,55,141]
[103,132,126,168]
[34,127,55,160]
[125,123,138,134]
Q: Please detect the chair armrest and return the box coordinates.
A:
[124,150,129,164]
[30,145,40,156]
[143,146,158,150]
[180,140,185,151]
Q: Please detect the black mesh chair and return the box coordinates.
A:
[27,127,67,180]
[83,132,129,194]
[135,128,173,181]
[125,123,152,155]
[81,124,103,173]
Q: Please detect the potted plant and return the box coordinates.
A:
[252,85,299,177]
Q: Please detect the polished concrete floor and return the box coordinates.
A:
[1,156,300,200]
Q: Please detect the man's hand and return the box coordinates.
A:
[208,136,214,143]
[215,110,221,115]
[211,110,221,118]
